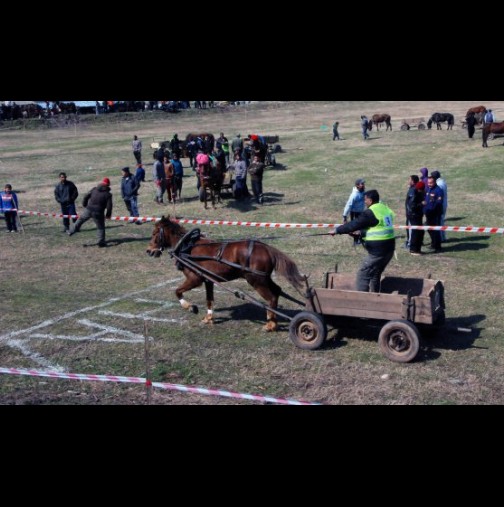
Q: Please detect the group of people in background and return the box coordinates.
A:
[405,168,447,255]
[331,167,448,293]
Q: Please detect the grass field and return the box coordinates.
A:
[1,100,504,405]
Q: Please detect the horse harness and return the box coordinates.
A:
[165,227,268,277]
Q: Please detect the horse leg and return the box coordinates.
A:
[201,281,215,325]
[176,273,203,315]
[203,185,208,210]
[246,275,282,332]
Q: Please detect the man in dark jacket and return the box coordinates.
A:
[54,172,79,233]
[120,167,141,223]
[423,176,444,253]
[68,177,113,247]
[331,190,395,293]
[466,111,477,139]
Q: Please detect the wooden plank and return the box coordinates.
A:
[311,288,405,320]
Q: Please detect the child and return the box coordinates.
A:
[0,184,19,232]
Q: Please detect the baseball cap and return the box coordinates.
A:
[102,177,111,186]
[355,178,366,186]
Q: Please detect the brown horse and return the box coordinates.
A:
[371,114,392,131]
[146,216,306,331]
[467,105,487,116]
[482,122,504,147]
[198,159,223,209]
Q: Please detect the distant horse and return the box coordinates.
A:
[467,105,486,116]
[482,122,504,147]
[146,216,306,331]
[427,113,454,130]
[371,114,392,131]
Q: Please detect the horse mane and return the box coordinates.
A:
[160,215,187,236]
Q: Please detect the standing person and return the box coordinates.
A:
[343,178,366,245]
[163,155,176,203]
[152,151,166,204]
[54,172,79,233]
[0,184,19,232]
[484,109,495,124]
[332,121,341,140]
[217,132,230,164]
[361,115,370,140]
[248,154,265,204]
[409,181,426,256]
[466,111,477,139]
[419,167,429,188]
[331,190,396,293]
[121,167,141,224]
[423,176,444,253]
[404,175,419,249]
[68,177,113,248]
[132,135,142,164]
[134,162,145,185]
[171,153,184,200]
[231,133,243,156]
[431,170,448,242]
[170,134,181,159]
[230,151,248,200]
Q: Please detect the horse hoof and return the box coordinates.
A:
[191,305,199,315]
[201,317,214,325]
[263,323,277,333]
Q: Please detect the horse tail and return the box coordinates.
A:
[267,245,306,290]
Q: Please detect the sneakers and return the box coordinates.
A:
[410,251,422,256]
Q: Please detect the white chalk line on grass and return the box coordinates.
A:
[0,278,184,371]
[98,310,182,323]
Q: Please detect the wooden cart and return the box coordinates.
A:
[289,272,445,363]
[400,118,427,131]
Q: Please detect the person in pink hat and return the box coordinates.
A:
[68,177,113,248]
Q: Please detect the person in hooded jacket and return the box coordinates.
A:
[68,177,113,247]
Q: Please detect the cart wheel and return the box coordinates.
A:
[418,123,426,130]
[289,311,327,350]
[400,123,409,131]
[378,320,420,363]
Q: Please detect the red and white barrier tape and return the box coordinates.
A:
[14,210,504,234]
[0,367,321,405]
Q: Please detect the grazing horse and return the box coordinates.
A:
[146,216,306,331]
[482,122,504,147]
[427,113,454,130]
[371,114,392,131]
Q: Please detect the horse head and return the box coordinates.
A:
[146,216,186,258]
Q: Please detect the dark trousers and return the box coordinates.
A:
[468,126,475,139]
[60,202,77,230]
[4,211,17,231]
[408,215,424,253]
[73,208,106,246]
[133,151,142,164]
[425,212,442,251]
[350,211,363,245]
[356,248,395,293]
[251,179,263,202]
